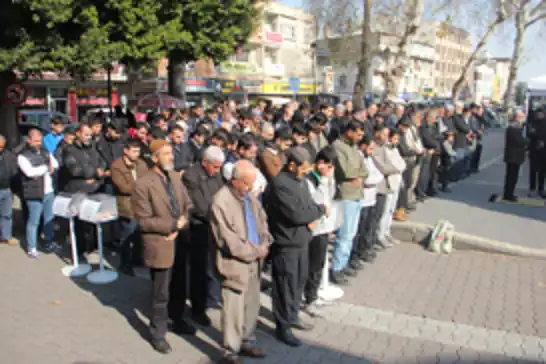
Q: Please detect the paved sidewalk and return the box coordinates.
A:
[1,242,546,363]
[403,129,546,251]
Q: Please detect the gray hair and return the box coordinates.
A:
[445,104,455,111]
[455,101,464,109]
[203,146,225,164]
[261,122,274,133]
[335,103,345,110]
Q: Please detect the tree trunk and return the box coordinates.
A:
[451,19,503,103]
[503,8,526,108]
[0,70,20,149]
[167,50,187,106]
[353,0,372,109]
[382,0,424,101]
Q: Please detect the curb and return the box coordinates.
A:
[392,221,546,260]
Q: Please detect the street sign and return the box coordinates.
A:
[288,77,300,92]
[4,82,27,105]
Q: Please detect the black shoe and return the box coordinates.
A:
[342,266,358,277]
[191,312,212,327]
[151,339,172,354]
[349,259,364,270]
[171,319,196,335]
[360,251,376,263]
[539,191,546,199]
[291,319,314,331]
[275,328,302,347]
[119,264,135,277]
[503,195,518,202]
[441,186,452,193]
[427,190,438,197]
[330,270,348,285]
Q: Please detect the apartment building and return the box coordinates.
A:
[417,21,473,97]
[231,1,316,81]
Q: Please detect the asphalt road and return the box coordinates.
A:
[408,128,546,250]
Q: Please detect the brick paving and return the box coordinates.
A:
[1,242,545,363]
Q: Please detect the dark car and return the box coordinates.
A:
[17,110,70,136]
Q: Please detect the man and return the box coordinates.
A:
[17,128,60,258]
[96,118,125,174]
[188,124,209,164]
[503,110,528,202]
[396,117,419,218]
[526,108,546,198]
[265,147,327,347]
[169,124,193,175]
[43,116,66,154]
[257,127,292,181]
[111,140,149,275]
[133,139,195,354]
[330,120,368,285]
[419,111,441,197]
[469,103,484,173]
[89,119,103,143]
[183,146,226,325]
[211,160,273,364]
[452,102,472,180]
[62,123,106,259]
[274,104,294,130]
[303,118,328,161]
[132,122,153,168]
[54,124,76,192]
[0,135,18,246]
[256,122,275,152]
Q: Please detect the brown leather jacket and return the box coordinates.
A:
[111,157,149,219]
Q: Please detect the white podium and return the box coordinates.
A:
[78,194,119,284]
[52,194,92,277]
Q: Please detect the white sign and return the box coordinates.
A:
[53,196,74,218]
[79,199,102,223]
[265,64,285,77]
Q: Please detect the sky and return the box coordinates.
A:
[279,0,545,82]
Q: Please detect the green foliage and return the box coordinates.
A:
[0,0,260,77]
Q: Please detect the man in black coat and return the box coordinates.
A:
[419,111,442,197]
[169,124,193,175]
[264,147,326,347]
[526,108,546,198]
[182,145,225,326]
[503,110,528,202]
[452,103,472,180]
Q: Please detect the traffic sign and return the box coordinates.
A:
[4,82,27,105]
[288,77,300,92]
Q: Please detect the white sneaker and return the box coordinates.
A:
[28,249,40,259]
[318,285,344,302]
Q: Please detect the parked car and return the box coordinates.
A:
[17,110,70,136]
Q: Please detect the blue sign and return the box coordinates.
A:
[288,77,300,92]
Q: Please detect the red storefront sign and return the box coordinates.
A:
[266,32,283,43]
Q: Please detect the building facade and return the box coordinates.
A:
[417,21,473,97]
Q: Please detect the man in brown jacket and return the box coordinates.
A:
[111,139,149,276]
[211,160,273,364]
[257,127,292,180]
[132,139,195,354]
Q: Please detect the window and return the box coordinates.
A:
[265,49,277,65]
[339,75,347,89]
[281,23,296,41]
[233,49,249,62]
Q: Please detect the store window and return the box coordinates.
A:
[338,75,347,89]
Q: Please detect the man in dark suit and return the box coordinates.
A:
[503,110,528,202]
[526,108,546,198]
[419,111,442,197]
[452,103,472,180]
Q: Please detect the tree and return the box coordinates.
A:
[159,0,260,104]
[450,0,515,102]
[353,0,372,108]
[502,0,546,107]
[0,0,176,146]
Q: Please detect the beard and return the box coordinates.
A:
[159,162,174,172]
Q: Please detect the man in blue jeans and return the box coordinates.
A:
[17,128,60,258]
[331,120,368,285]
[0,135,18,246]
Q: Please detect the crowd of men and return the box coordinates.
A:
[0,98,491,364]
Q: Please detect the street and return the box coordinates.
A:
[407,128,546,250]
[2,238,546,363]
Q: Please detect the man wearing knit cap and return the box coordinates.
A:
[133,139,196,354]
[264,146,328,347]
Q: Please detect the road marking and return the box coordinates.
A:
[315,301,546,360]
[479,154,503,171]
